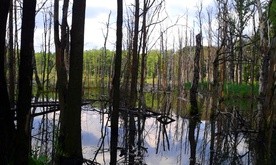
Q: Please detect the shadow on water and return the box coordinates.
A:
[31,91,276,164]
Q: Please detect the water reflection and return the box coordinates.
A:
[31,93,275,164]
[188,116,200,165]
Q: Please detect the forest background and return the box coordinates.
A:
[0,0,275,164]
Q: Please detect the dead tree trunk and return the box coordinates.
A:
[110,0,123,164]
[190,33,201,116]
[54,0,69,119]
[256,37,276,164]
[256,0,270,111]
[130,0,140,107]
[59,0,86,163]
[8,0,15,107]
[177,32,183,93]
[15,0,36,163]
[101,11,111,97]
[0,0,16,163]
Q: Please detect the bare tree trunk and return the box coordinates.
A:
[54,0,69,120]
[139,0,148,107]
[229,22,235,83]
[59,0,86,163]
[162,32,169,91]
[255,1,271,163]
[130,0,140,107]
[256,0,270,114]
[256,37,276,164]
[53,1,70,161]
[101,11,111,97]
[263,36,276,151]
[197,2,205,83]
[0,0,16,163]
[8,0,15,107]
[220,0,229,100]
[206,8,213,89]
[46,7,53,96]
[137,0,148,158]
[238,32,243,84]
[177,30,183,93]
[121,11,133,103]
[128,3,140,163]
[213,54,219,98]
[110,0,123,164]
[234,0,253,84]
[13,0,19,80]
[190,33,201,116]
[15,0,36,163]
[33,52,43,94]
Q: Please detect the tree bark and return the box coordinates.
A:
[54,0,69,122]
[263,37,276,158]
[256,0,269,107]
[15,0,36,163]
[54,1,70,162]
[229,22,235,83]
[101,11,111,96]
[178,34,183,93]
[197,2,205,83]
[0,0,16,163]
[255,0,272,163]
[130,0,140,107]
[139,0,148,107]
[110,0,123,164]
[8,0,15,107]
[59,0,86,164]
[256,37,276,164]
[128,3,139,162]
[189,33,201,116]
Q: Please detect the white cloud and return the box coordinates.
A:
[84,16,117,50]
[33,0,218,52]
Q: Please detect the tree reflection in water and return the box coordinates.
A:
[31,93,275,164]
[188,116,200,165]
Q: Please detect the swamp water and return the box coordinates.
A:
[31,93,275,164]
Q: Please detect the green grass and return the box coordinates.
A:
[183,82,259,98]
[29,155,49,165]
[224,83,259,98]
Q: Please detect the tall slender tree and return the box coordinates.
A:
[54,0,70,161]
[54,0,69,123]
[190,33,201,116]
[8,0,15,107]
[15,0,37,163]
[256,0,270,112]
[255,0,274,163]
[0,0,16,163]
[110,0,123,164]
[206,7,213,85]
[196,1,205,83]
[234,0,253,84]
[59,0,86,163]
[130,0,140,107]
